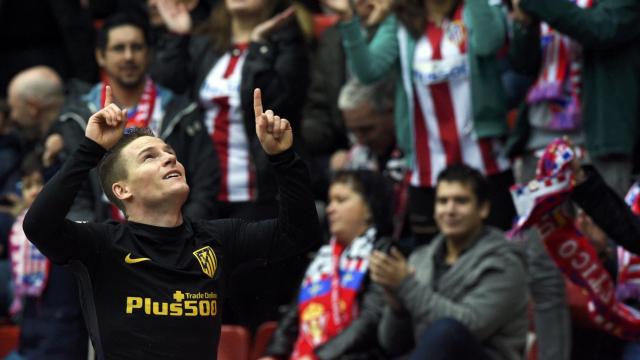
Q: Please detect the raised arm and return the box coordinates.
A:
[224,89,320,266]
[241,11,309,137]
[149,0,196,94]
[23,86,127,264]
[325,0,399,84]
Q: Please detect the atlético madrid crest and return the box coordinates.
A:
[193,246,217,278]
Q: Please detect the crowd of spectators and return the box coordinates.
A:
[0,0,639,359]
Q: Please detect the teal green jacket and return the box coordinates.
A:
[340,1,509,168]
[507,0,640,158]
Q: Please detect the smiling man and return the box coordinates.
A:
[23,87,320,359]
[369,164,528,360]
[59,13,218,221]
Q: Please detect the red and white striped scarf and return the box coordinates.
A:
[526,0,594,131]
[100,77,159,132]
[8,209,50,315]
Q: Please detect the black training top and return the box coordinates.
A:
[23,137,320,359]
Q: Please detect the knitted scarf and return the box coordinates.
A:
[8,209,50,315]
[511,139,640,339]
[291,228,376,359]
[526,0,594,131]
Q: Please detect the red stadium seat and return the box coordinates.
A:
[218,325,251,360]
[0,325,20,358]
[251,321,278,360]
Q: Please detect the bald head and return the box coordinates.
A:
[7,66,64,135]
[8,66,63,104]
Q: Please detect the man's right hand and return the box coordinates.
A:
[86,85,127,150]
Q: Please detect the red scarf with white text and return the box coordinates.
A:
[511,139,640,339]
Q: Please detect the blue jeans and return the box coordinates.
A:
[410,318,491,360]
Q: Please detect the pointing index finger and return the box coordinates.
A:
[104,85,113,108]
[253,88,263,119]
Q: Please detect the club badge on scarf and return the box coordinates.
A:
[291,228,376,359]
[511,138,640,339]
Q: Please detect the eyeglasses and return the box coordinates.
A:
[107,43,147,54]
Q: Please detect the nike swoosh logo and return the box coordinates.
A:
[125,253,151,264]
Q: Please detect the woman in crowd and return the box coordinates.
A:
[261,170,393,360]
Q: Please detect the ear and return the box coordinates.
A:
[112,181,132,202]
[479,201,490,220]
[96,48,106,67]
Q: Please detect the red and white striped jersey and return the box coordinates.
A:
[408,5,509,187]
[199,45,256,202]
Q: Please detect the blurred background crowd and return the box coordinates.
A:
[0,0,639,359]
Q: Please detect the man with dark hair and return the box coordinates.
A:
[59,12,218,221]
[23,87,320,359]
[97,127,155,216]
[369,164,528,360]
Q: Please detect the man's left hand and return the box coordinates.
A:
[370,248,411,289]
[254,88,293,155]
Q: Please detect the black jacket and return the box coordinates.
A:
[302,25,349,157]
[59,84,219,220]
[151,20,309,201]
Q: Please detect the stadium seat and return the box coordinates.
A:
[218,325,251,360]
[251,321,278,360]
[0,325,20,358]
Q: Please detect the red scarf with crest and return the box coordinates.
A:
[291,228,376,359]
[511,139,640,339]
